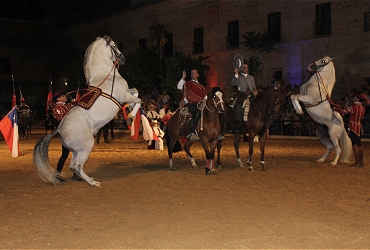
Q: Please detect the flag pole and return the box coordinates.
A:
[11,75,16,108]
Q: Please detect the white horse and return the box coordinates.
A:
[291,56,352,166]
[34,35,141,186]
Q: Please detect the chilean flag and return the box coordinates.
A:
[0,107,19,157]
[131,108,158,141]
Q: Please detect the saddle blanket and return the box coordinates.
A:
[242,98,250,121]
[77,86,102,110]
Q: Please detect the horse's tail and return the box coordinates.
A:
[339,126,353,163]
[33,130,60,185]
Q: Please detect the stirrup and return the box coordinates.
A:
[218,134,225,140]
[187,132,199,142]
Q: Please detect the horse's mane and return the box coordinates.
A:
[255,89,278,102]
[83,37,101,85]
[209,87,224,96]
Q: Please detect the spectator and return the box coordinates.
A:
[292,110,301,136]
[160,108,173,132]
[282,108,292,135]
[96,123,109,144]
[146,104,160,123]
[148,120,164,150]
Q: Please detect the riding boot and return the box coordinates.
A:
[187,112,201,141]
[349,145,360,167]
[359,146,364,166]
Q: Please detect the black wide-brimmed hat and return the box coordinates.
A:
[233,54,244,72]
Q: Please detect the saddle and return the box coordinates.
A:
[77,86,102,110]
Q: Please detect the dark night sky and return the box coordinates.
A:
[0,0,131,27]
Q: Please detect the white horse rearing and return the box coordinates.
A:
[291,56,352,166]
[34,35,141,186]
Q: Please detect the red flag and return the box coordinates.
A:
[0,107,19,157]
[46,84,53,114]
[131,108,159,141]
[76,90,81,101]
[121,104,131,130]
[19,86,25,102]
[130,108,141,140]
[11,92,16,108]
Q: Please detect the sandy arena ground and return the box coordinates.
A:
[0,128,370,249]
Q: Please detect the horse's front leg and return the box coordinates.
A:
[291,94,304,115]
[259,134,267,171]
[234,128,244,168]
[216,140,222,169]
[201,139,218,175]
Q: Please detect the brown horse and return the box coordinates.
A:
[166,87,226,175]
[219,89,285,171]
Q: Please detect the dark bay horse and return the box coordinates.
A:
[221,89,285,171]
[166,87,225,175]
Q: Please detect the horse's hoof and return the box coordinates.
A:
[248,166,254,171]
[170,167,177,171]
[261,167,267,171]
[217,164,222,169]
[205,168,218,175]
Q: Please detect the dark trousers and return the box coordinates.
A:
[185,103,201,134]
[97,124,109,143]
[349,130,362,146]
[56,144,70,172]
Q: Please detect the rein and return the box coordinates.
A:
[76,57,122,108]
[304,68,340,108]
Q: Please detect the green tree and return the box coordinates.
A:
[148,23,170,79]
[240,31,276,77]
[161,52,209,105]
[120,46,161,96]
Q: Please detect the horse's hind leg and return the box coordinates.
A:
[316,125,334,164]
[234,128,244,168]
[184,140,197,169]
[70,150,101,187]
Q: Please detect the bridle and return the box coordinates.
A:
[204,90,225,113]
[253,91,283,123]
[103,35,125,65]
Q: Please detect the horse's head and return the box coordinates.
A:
[271,90,285,120]
[209,87,225,113]
[102,35,126,65]
[307,56,335,72]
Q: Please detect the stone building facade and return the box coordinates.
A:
[58,0,370,100]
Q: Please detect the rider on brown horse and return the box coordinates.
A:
[231,62,257,131]
[177,69,207,142]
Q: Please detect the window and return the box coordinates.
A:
[365,12,370,31]
[227,20,239,49]
[315,3,331,36]
[268,12,281,42]
[193,28,204,54]
[1,57,10,74]
[139,38,146,49]
[164,33,173,58]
